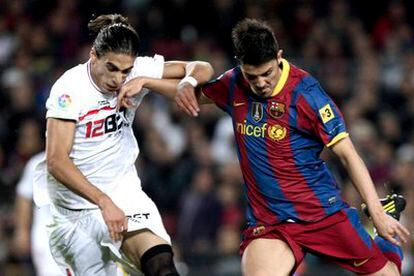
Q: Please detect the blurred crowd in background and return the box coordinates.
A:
[0,0,413,275]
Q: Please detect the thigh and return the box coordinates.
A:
[111,173,171,244]
[242,238,295,276]
[121,229,170,266]
[49,207,118,276]
[358,261,399,276]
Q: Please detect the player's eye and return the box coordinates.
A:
[263,69,272,77]
[106,64,118,72]
[246,74,256,81]
[121,68,132,75]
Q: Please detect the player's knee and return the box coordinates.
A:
[140,244,179,276]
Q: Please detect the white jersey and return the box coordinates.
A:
[35,55,164,209]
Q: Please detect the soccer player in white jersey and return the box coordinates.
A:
[34,14,214,276]
[14,151,62,276]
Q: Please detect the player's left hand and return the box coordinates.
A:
[372,213,410,246]
[117,77,146,110]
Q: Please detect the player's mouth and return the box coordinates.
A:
[254,87,271,97]
[106,84,120,92]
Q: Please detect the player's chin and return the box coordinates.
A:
[254,89,271,98]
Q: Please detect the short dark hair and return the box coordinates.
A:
[88,14,140,58]
[232,18,279,65]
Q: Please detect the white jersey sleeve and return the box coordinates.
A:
[128,54,165,80]
[46,71,81,121]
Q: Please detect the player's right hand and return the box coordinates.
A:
[98,195,128,241]
[117,77,147,111]
[372,213,410,246]
[175,82,200,117]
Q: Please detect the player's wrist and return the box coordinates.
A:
[178,76,198,88]
[96,193,111,209]
[369,204,387,220]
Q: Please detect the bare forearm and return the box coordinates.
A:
[47,156,108,206]
[339,150,384,218]
[144,78,180,100]
[163,61,214,84]
[332,138,384,218]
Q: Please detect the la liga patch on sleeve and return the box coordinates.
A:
[58,94,72,108]
[319,103,335,124]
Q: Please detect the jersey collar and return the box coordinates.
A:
[87,60,105,93]
[270,58,290,97]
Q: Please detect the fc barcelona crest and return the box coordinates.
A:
[268,101,285,119]
[251,102,263,122]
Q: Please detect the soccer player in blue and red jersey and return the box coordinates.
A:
[119,18,410,275]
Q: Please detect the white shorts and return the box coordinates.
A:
[48,171,170,276]
[31,206,62,276]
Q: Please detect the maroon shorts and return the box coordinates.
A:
[240,207,388,274]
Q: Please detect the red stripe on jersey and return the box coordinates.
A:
[295,95,316,135]
[202,69,234,110]
[79,105,116,121]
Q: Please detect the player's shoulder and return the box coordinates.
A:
[216,67,240,81]
[53,62,87,88]
[50,62,88,99]
[289,64,321,96]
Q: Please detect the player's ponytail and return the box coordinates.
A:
[88,14,140,58]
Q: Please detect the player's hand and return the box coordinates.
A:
[372,213,410,246]
[175,82,200,117]
[98,195,128,241]
[117,77,147,111]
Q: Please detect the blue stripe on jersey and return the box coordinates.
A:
[344,208,373,248]
[244,100,298,222]
[290,79,344,216]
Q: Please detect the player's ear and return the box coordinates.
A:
[90,47,97,62]
[277,49,283,64]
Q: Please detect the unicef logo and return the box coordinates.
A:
[58,94,72,108]
[268,124,286,141]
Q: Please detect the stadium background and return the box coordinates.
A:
[0,0,413,275]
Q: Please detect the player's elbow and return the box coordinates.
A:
[46,152,65,176]
[187,61,215,83]
[198,61,215,81]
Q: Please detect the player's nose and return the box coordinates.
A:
[112,72,124,86]
[256,77,267,88]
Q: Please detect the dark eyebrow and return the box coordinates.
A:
[106,62,133,73]
[262,67,273,76]
[246,67,272,79]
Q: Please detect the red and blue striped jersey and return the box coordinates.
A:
[202,59,349,225]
